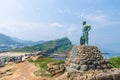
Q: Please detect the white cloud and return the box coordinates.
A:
[0,20,81,42]
[0,21,55,41]
[79,12,107,22]
[78,10,120,30]
[50,22,64,28]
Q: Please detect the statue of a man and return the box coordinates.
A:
[80,21,91,45]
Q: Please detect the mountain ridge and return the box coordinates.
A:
[12,37,73,54]
[0,33,45,51]
[0,33,45,45]
[0,34,19,45]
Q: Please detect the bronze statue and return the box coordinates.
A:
[80,21,91,45]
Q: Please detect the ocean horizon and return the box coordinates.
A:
[102,53,120,59]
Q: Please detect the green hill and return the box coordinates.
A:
[12,37,73,54]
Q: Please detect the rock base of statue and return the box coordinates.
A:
[65,46,120,80]
[65,45,112,72]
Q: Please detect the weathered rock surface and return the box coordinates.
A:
[67,68,120,80]
[0,69,13,78]
[47,62,65,76]
[65,45,120,80]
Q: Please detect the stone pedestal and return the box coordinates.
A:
[65,45,112,71]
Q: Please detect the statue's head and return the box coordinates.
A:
[83,21,86,25]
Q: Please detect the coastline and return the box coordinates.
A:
[0,52,30,58]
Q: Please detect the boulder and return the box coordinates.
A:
[81,64,89,71]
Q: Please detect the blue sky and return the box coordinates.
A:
[0,0,120,52]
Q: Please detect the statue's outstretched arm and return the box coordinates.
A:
[87,26,91,32]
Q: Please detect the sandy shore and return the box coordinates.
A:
[0,52,30,57]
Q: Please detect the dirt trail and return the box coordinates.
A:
[0,61,38,80]
[0,61,67,80]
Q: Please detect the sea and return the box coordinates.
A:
[102,53,120,59]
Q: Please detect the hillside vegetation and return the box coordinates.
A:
[12,37,73,54]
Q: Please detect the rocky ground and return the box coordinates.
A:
[0,60,67,80]
[0,58,120,80]
[0,61,37,80]
[1,49,120,80]
[67,68,120,80]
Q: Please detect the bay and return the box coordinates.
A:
[102,53,120,59]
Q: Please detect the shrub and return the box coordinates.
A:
[108,56,120,68]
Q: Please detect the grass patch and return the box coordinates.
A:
[28,57,64,77]
[108,56,120,68]
[29,57,64,70]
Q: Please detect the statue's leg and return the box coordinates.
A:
[84,33,88,45]
[80,36,84,45]
[86,36,88,45]
[86,33,88,45]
